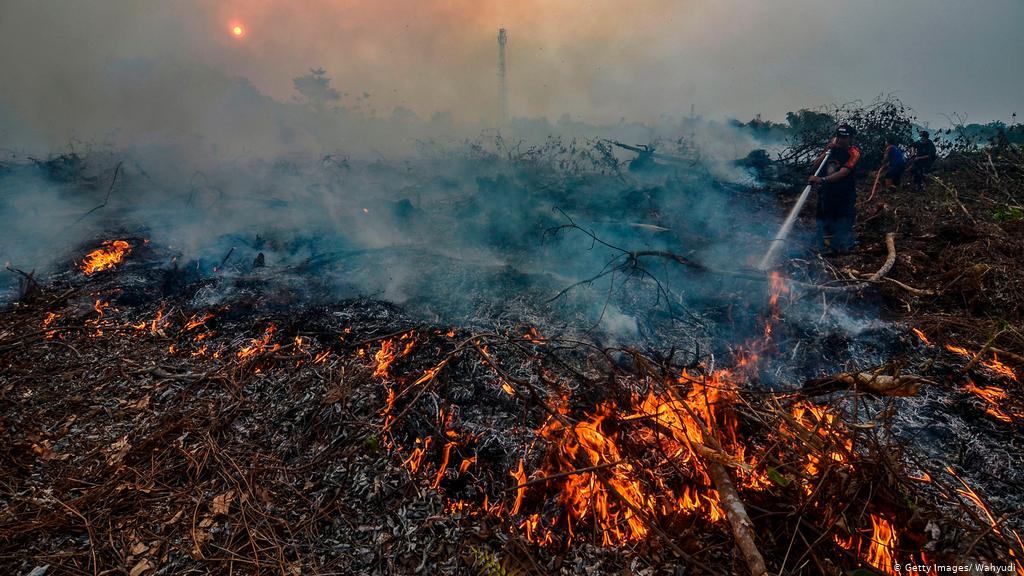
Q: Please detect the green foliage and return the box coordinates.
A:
[786,109,835,135]
[766,467,791,487]
[466,545,529,576]
[361,434,380,453]
[993,206,1024,222]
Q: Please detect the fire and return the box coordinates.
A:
[371,333,416,379]
[403,437,432,473]
[964,381,1014,423]
[945,343,970,358]
[945,343,1018,381]
[87,300,112,335]
[373,339,397,378]
[80,240,130,275]
[237,324,278,360]
[523,326,545,344]
[767,271,790,309]
[788,401,852,494]
[983,353,1018,381]
[912,328,931,346]
[42,312,60,338]
[512,369,752,548]
[149,306,166,334]
[431,442,455,489]
[865,514,898,575]
[183,312,213,332]
[947,466,1024,570]
[510,459,527,515]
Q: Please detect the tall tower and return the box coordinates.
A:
[498,28,508,126]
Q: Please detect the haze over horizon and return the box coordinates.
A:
[1,0,1022,151]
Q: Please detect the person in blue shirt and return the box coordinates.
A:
[880,135,906,192]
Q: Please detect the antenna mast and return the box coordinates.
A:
[498,28,508,126]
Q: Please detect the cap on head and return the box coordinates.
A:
[835,124,856,137]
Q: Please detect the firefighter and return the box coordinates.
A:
[808,124,861,254]
[909,130,936,190]
[880,135,907,191]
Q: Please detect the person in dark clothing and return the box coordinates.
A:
[909,130,936,189]
[809,124,861,254]
[880,135,906,191]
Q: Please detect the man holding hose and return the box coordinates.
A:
[808,124,861,254]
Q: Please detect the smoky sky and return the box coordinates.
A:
[1,0,1022,152]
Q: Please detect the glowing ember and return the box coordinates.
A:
[42,312,60,339]
[80,240,130,275]
[911,328,931,345]
[523,326,545,344]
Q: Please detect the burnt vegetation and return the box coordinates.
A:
[1,99,1023,575]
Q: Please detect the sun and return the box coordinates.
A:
[230,23,245,38]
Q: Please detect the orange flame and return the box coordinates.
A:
[523,326,546,344]
[866,514,898,575]
[431,442,455,489]
[237,325,278,360]
[81,240,131,275]
[184,312,213,332]
[510,459,527,515]
[983,354,1018,381]
[912,328,931,346]
[964,381,1014,423]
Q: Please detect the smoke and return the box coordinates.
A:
[2,0,1022,155]
[8,0,1015,349]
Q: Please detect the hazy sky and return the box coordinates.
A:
[1,0,1022,139]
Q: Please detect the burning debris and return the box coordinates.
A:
[79,239,131,275]
[2,130,1024,575]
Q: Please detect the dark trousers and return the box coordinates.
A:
[911,160,932,188]
[817,184,856,253]
[817,217,855,253]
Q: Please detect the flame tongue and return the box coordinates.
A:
[80,240,131,275]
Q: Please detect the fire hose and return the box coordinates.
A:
[757,150,832,271]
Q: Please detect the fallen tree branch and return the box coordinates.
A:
[867,233,897,281]
[706,461,769,576]
[883,277,938,296]
[803,371,934,397]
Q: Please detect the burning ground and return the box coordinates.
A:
[1,138,1023,575]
